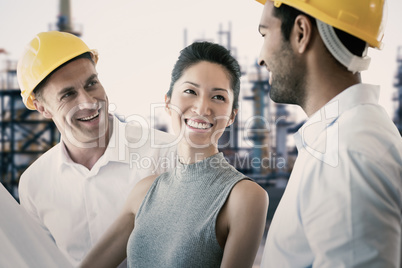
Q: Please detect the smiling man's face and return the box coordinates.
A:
[34,57,109,146]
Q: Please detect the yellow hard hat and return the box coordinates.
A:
[255,0,386,49]
[17,31,98,110]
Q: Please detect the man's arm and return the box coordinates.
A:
[301,151,401,267]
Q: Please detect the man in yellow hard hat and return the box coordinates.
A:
[16,31,176,267]
[254,0,402,267]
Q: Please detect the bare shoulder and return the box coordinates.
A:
[232,179,268,202]
[228,179,269,213]
[125,174,160,216]
[133,174,160,194]
[223,179,269,238]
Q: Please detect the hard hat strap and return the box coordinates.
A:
[316,19,371,73]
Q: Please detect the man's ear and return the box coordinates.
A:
[226,109,238,127]
[164,94,171,116]
[292,14,313,54]
[33,99,52,119]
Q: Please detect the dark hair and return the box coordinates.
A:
[33,52,95,100]
[167,42,241,110]
[272,4,366,57]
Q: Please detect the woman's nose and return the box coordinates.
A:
[192,97,211,116]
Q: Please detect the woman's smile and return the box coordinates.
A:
[185,118,214,132]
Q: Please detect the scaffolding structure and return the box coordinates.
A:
[0,0,82,199]
[393,46,402,135]
[0,61,59,198]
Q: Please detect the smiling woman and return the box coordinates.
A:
[80,42,269,268]
[166,61,236,149]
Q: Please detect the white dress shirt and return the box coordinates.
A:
[18,115,177,267]
[261,84,402,267]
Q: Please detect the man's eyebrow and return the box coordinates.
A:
[57,74,98,98]
[57,86,74,98]
[86,74,98,84]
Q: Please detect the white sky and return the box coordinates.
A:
[1,0,401,131]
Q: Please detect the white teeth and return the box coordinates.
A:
[79,112,99,121]
[187,119,211,129]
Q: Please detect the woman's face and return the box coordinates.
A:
[166,61,237,148]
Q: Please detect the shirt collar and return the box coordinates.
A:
[59,141,73,166]
[102,115,131,165]
[294,83,380,151]
[57,114,130,172]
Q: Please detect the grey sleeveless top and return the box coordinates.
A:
[126,152,249,268]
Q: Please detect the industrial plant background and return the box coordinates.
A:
[1,0,401,222]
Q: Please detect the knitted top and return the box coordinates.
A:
[126,152,249,268]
